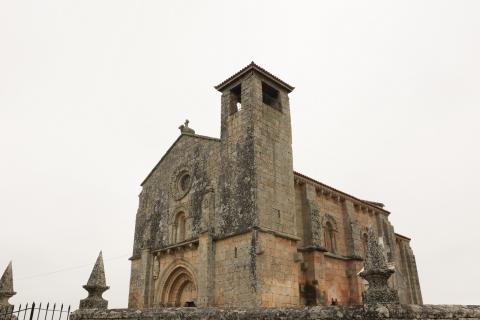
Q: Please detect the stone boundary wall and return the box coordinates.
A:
[71,304,480,320]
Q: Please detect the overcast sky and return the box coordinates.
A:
[1,0,479,308]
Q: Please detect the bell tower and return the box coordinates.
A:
[215,62,296,237]
[213,63,299,307]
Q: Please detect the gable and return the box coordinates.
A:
[141,133,220,186]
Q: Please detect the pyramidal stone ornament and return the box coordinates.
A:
[359,228,399,304]
[79,252,109,309]
[0,261,16,308]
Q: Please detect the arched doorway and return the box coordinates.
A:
[160,266,197,307]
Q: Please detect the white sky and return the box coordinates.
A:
[1,0,479,308]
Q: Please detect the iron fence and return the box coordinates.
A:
[0,303,70,320]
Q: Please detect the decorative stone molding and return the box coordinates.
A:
[294,173,389,216]
[153,239,199,254]
[171,166,193,201]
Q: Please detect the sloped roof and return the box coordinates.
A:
[141,133,220,186]
[214,62,295,93]
[293,171,390,215]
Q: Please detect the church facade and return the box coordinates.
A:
[128,63,422,308]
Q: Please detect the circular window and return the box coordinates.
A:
[178,173,191,193]
[172,169,192,200]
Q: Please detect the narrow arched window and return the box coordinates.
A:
[324,221,336,253]
[175,212,186,243]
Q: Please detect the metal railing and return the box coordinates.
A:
[0,303,70,320]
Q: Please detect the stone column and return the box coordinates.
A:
[406,246,423,304]
[300,183,328,305]
[304,184,324,249]
[196,233,214,307]
[195,188,215,307]
[305,250,327,305]
[342,200,363,304]
[342,200,362,259]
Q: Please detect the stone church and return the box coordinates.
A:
[128,63,422,308]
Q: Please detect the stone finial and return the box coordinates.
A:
[359,228,399,304]
[179,119,195,134]
[0,261,16,308]
[79,252,109,309]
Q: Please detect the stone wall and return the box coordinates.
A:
[126,63,423,309]
[129,133,221,308]
[293,175,422,305]
[71,304,480,320]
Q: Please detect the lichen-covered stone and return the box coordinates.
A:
[359,228,399,304]
[0,262,16,308]
[128,63,423,308]
[79,252,109,309]
[70,305,480,320]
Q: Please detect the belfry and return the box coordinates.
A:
[128,63,422,308]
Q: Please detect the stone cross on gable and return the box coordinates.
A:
[179,119,195,134]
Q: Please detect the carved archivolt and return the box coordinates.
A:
[323,213,338,231]
[155,260,198,307]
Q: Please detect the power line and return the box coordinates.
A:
[16,253,130,281]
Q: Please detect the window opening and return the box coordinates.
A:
[262,82,281,111]
[178,173,191,193]
[230,84,242,114]
[175,212,186,243]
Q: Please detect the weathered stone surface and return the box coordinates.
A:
[0,261,16,308]
[80,252,109,309]
[359,228,399,304]
[128,63,423,308]
[70,305,480,320]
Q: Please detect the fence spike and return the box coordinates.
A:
[66,306,71,320]
[44,303,49,320]
[29,302,36,320]
[57,304,63,320]
[22,302,29,320]
[36,303,42,320]
[50,304,56,320]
